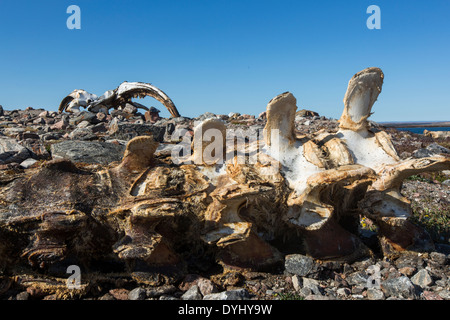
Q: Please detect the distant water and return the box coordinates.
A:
[395,127,450,135]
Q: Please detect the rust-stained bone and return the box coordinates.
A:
[1,67,449,292]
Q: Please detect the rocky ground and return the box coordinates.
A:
[0,105,449,300]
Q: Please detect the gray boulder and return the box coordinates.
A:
[0,137,30,164]
[108,120,166,142]
[51,140,125,165]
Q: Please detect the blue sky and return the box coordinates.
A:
[0,0,449,121]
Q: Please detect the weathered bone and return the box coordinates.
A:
[1,67,449,290]
[339,67,384,131]
[263,92,297,148]
[59,81,181,118]
[192,118,227,166]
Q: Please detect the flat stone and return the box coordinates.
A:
[51,140,125,165]
[19,158,38,169]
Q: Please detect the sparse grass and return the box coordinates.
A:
[410,204,450,245]
[274,292,304,300]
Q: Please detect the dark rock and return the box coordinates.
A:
[0,137,31,164]
[108,121,166,142]
[51,140,125,165]
[146,285,177,298]
[284,254,317,277]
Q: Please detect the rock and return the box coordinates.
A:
[196,278,219,296]
[69,111,97,126]
[68,127,97,141]
[438,290,450,300]
[203,289,250,300]
[159,295,179,300]
[398,267,416,277]
[284,254,316,277]
[146,285,177,298]
[0,105,3,117]
[413,148,434,158]
[381,276,416,298]
[50,120,68,130]
[422,291,444,300]
[426,143,450,155]
[108,121,166,142]
[15,291,30,300]
[181,285,202,300]
[96,112,107,122]
[366,288,385,300]
[109,288,129,300]
[128,287,147,300]
[77,120,92,129]
[302,278,321,295]
[51,140,125,165]
[443,179,450,187]
[98,293,115,300]
[292,275,301,292]
[304,294,334,300]
[123,103,138,114]
[296,109,319,118]
[336,287,351,297]
[197,112,216,121]
[0,137,30,164]
[411,269,433,288]
[430,252,447,265]
[20,158,38,169]
[346,271,368,286]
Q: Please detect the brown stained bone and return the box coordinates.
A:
[192,118,227,165]
[1,67,449,289]
[339,67,384,131]
[263,92,297,148]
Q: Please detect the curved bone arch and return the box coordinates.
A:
[58,81,180,118]
[1,67,449,290]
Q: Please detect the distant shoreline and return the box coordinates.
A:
[379,121,450,128]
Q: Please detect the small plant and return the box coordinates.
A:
[274,292,304,300]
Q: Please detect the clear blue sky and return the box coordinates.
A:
[0,0,449,121]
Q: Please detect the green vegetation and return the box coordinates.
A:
[410,204,450,245]
[275,292,304,300]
